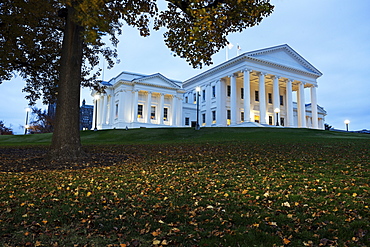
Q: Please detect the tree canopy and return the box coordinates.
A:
[0,0,274,161]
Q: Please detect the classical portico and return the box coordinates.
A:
[93,72,184,129]
[182,44,326,129]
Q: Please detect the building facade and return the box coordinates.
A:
[93,72,184,129]
[93,44,326,130]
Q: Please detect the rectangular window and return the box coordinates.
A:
[280,95,284,106]
[254,115,260,123]
[227,109,231,120]
[227,85,231,97]
[163,107,168,120]
[212,86,216,98]
[269,115,273,125]
[268,93,272,104]
[193,93,196,103]
[185,96,188,103]
[151,106,156,119]
[212,110,216,123]
[202,90,206,101]
[138,104,143,118]
[202,113,206,125]
[115,103,119,118]
[227,110,231,125]
[241,88,244,99]
[241,112,244,122]
[255,91,259,102]
[280,117,285,126]
[185,117,190,126]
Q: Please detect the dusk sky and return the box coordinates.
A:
[1,0,369,134]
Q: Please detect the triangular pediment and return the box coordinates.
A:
[134,73,181,89]
[245,44,322,76]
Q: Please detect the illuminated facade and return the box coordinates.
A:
[94,44,326,130]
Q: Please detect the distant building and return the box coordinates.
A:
[80,99,93,130]
[93,44,327,130]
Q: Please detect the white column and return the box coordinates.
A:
[216,79,226,126]
[243,70,251,122]
[259,72,267,124]
[310,85,318,129]
[176,96,182,126]
[119,91,126,122]
[159,93,164,125]
[101,94,107,126]
[97,97,103,126]
[92,97,97,130]
[285,79,294,127]
[230,74,237,125]
[273,76,280,125]
[146,91,152,124]
[132,90,138,123]
[206,85,212,126]
[171,95,177,126]
[298,82,306,128]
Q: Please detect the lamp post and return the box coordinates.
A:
[24,107,31,135]
[94,94,100,131]
[195,86,201,130]
[274,108,280,126]
[344,119,350,132]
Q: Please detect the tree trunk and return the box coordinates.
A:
[50,6,87,161]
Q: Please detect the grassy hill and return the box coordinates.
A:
[1,127,369,146]
[1,127,369,246]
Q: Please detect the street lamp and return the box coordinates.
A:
[344,119,350,132]
[94,94,100,131]
[195,86,201,130]
[24,107,31,135]
[274,108,280,126]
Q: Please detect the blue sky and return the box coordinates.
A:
[1,0,369,133]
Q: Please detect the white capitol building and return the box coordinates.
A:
[92,44,326,130]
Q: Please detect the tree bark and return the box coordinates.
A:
[50,6,87,161]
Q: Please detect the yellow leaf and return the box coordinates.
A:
[283,238,291,245]
[352,193,357,197]
[42,220,48,224]
[241,189,248,194]
[152,239,161,245]
[87,192,92,197]
[120,244,127,247]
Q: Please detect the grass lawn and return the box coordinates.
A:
[0,128,369,246]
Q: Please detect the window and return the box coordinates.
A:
[227,110,231,125]
[241,88,244,99]
[185,117,190,126]
[212,86,216,98]
[254,115,260,123]
[151,106,156,119]
[268,93,272,104]
[255,91,259,102]
[241,112,244,122]
[193,93,196,103]
[202,90,206,101]
[280,95,284,106]
[227,85,231,97]
[138,104,143,118]
[212,110,216,123]
[269,115,273,125]
[115,103,119,118]
[163,107,168,121]
[202,113,206,126]
[280,117,285,126]
[185,96,188,103]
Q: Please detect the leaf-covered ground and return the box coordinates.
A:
[0,140,369,246]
